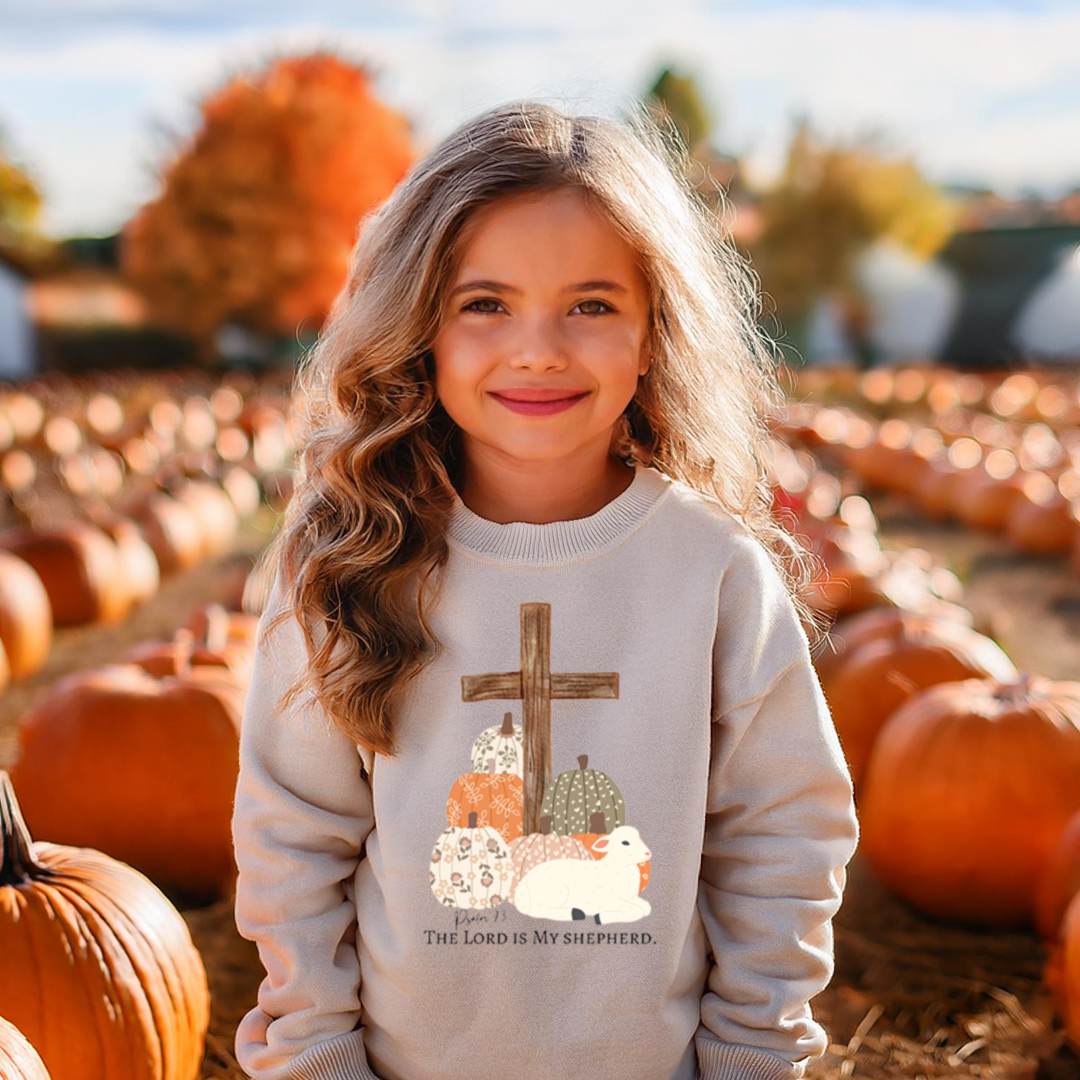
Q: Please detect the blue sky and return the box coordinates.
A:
[1,0,1078,237]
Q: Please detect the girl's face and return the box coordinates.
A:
[431,186,652,466]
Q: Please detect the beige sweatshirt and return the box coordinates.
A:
[231,461,859,1080]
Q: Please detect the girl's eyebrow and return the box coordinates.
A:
[448,279,629,297]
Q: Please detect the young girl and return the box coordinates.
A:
[231,99,859,1080]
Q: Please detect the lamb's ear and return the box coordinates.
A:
[591,836,610,853]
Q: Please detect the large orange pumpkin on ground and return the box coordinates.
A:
[8,661,246,902]
[0,770,210,1080]
[859,675,1080,929]
[822,615,1017,792]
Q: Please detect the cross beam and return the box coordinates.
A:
[462,602,618,835]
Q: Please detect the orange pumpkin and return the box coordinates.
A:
[859,675,1080,928]
[92,515,160,608]
[8,662,246,901]
[1004,476,1079,554]
[822,615,1018,792]
[0,770,210,1080]
[121,602,255,683]
[814,604,973,686]
[0,551,51,680]
[805,526,888,616]
[913,457,962,520]
[219,463,262,519]
[125,490,203,573]
[1063,890,1080,1052]
[0,523,129,626]
[1035,808,1080,943]
[952,454,1028,532]
[0,1015,51,1080]
[573,811,651,893]
[446,764,525,845]
[170,478,239,559]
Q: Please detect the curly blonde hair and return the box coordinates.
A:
[256,97,822,757]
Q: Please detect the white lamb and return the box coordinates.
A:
[513,825,652,924]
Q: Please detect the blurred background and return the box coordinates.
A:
[0,4,1079,1080]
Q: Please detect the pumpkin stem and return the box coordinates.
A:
[486,758,496,774]
[589,811,606,833]
[578,754,588,771]
[468,811,478,829]
[540,814,553,835]
[500,712,514,736]
[0,770,50,886]
[997,671,1034,703]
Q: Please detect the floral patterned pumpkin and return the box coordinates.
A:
[505,814,592,904]
[573,811,651,893]
[541,754,625,836]
[430,811,514,910]
[470,711,523,778]
[446,761,524,844]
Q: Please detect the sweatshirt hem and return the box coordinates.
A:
[284,1027,381,1080]
[695,1036,807,1080]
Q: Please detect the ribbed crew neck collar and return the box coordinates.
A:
[447,462,671,566]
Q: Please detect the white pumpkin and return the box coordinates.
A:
[470,711,524,778]
[430,810,514,909]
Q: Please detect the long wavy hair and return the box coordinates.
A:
[255,97,824,758]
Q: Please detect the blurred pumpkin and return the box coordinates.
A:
[0,551,51,680]
[125,490,203,573]
[822,615,1018,791]
[1035,808,1080,943]
[8,662,246,901]
[0,523,129,626]
[859,675,1080,928]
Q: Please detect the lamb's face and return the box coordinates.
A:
[592,825,650,862]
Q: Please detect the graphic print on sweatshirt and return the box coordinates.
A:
[428,601,653,925]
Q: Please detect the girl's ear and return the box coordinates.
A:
[639,341,652,377]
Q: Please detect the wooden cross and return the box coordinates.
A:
[461,602,618,835]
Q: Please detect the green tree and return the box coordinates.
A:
[750,114,958,363]
[644,66,714,156]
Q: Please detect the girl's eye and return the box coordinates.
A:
[460,298,614,316]
[462,298,502,314]
[575,299,613,315]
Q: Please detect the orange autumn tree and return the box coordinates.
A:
[120,50,417,360]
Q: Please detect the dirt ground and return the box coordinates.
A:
[2,496,1077,1080]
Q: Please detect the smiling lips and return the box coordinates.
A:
[489,388,590,416]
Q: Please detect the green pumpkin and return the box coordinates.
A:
[540,754,625,836]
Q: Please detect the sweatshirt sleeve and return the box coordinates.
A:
[695,526,860,1080]
[231,572,381,1080]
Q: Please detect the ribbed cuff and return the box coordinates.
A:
[286,1028,381,1080]
[695,1036,806,1080]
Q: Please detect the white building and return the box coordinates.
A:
[1012,241,1080,362]
[0,250,37,378]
